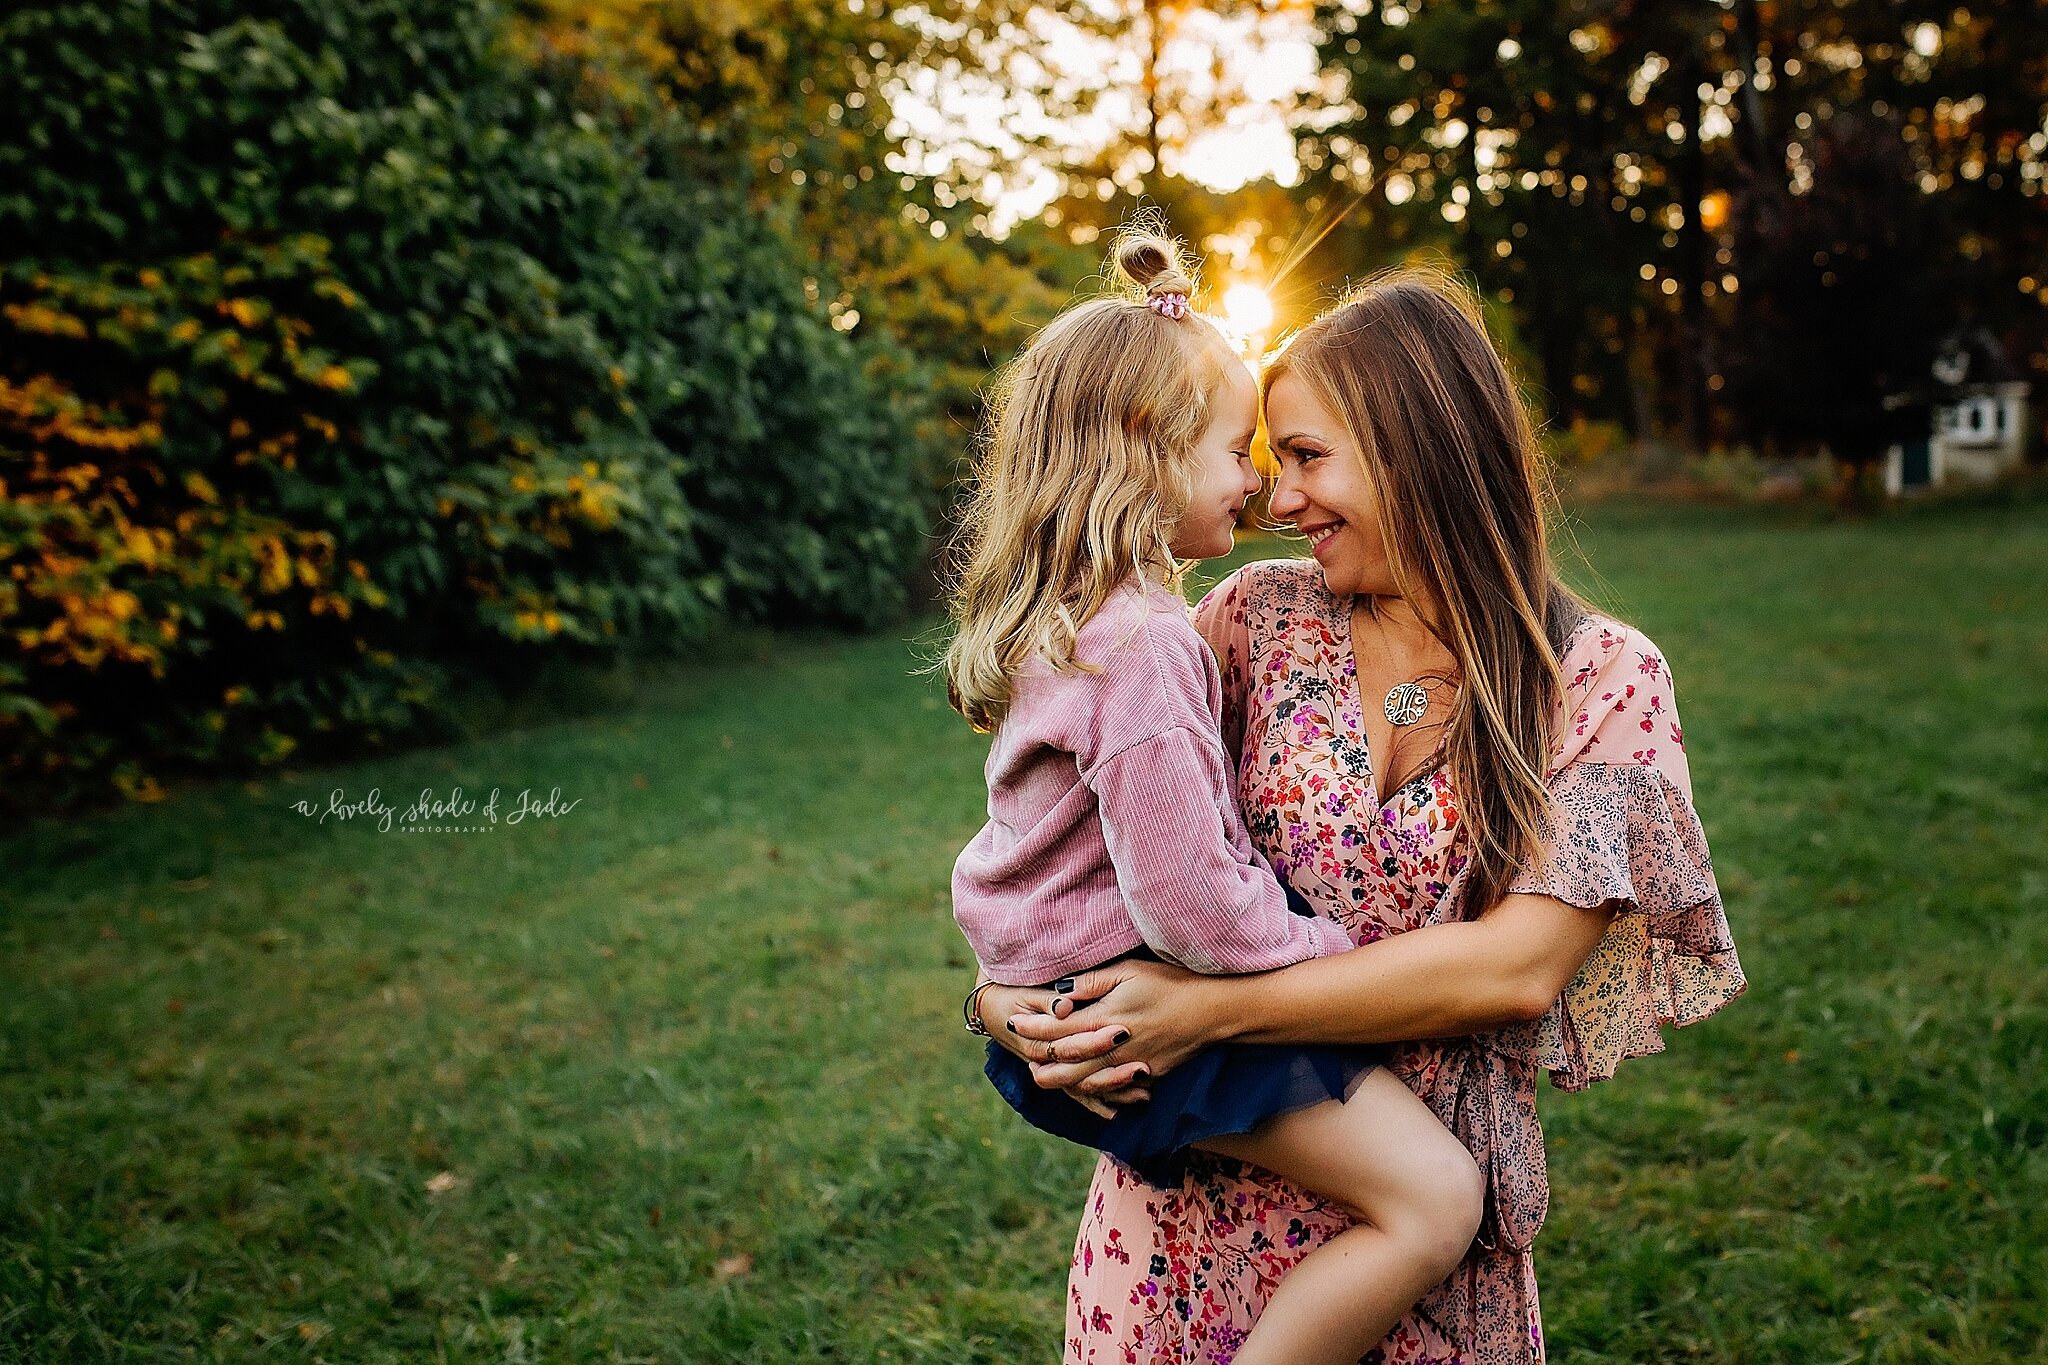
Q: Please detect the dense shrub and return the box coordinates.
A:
[0,0,937,804]
[0,237,421,801]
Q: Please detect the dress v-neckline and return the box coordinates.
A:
[1331,588,1449,813]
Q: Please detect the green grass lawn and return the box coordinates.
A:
[4,499,2045,1363]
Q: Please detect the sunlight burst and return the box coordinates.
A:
[1221,283,1275,338]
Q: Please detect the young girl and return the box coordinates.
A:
[943,227,1487,1365]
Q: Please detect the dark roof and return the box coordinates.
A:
[1932,326,2024,388]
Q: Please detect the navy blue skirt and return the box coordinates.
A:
[985,1036,1376,1186]
[983,885,1378,1187]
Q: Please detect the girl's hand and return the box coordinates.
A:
[1006,958,1233,1099]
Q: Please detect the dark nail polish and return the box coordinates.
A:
[1114,1029,1131,1045]
[1053,977,1075,994]
[1134,1066,1151,1079]
[1005,1020,1017,1033]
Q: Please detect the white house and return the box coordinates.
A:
[1885,328,2033,495]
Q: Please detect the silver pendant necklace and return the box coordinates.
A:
[1384,680,1431,727]
[1363,598,1451,728]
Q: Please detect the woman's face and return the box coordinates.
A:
[1168,357,1263,560]
[1262,372,1395,599]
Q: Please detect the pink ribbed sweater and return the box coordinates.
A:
[952,576,1352,986]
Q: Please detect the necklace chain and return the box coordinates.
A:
[1361,597,1456,728]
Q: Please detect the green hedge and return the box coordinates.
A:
[0,0,936,805]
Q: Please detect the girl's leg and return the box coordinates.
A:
[1194,1068,1485,1365]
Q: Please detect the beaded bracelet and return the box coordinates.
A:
[962,979,999,1036]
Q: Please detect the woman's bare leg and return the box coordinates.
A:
[1195,1068,1485,1365]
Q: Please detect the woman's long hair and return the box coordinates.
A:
[1264,268,1594,911]
[942,224,1233,732]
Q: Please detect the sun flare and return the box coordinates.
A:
[1221,282,1275,339]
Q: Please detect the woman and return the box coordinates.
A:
[969,270,1746,1364]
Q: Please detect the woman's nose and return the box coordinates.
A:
[1268,466,1306,520]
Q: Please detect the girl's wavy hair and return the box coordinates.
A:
[1264,268,1597,911]
[942,222,1234,732]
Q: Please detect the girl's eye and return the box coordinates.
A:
[1294,447,1327,465]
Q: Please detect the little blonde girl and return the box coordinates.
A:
[943,227,1485,1365]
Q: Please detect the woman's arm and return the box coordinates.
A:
[1009,891,1617,1095]
[1220,891,1616,1043]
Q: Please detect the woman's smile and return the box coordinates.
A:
[1300,517,1346,560]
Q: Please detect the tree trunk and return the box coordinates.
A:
[1143,0,1164,180]
[1732,0,1773,176]
[1620,304,1658,441]
[1676,52,1710,454]
[1539,315,1580,429]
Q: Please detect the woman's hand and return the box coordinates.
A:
[1004,958,1238,1100]
[976,981,1150,1117]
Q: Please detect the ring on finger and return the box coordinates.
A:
[1044,1040,1060,1065]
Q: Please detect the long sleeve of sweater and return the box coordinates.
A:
[952,577,1353,986]
[1086,724,1351,973]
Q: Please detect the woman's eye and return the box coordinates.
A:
[1295,448,1326,465]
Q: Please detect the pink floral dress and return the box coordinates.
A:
[1062,560,1746,1365]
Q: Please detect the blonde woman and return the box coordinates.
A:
[975,270,1747,1363]
[946,232,1488,1365]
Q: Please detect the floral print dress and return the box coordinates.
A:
[1062,560,1746,1365]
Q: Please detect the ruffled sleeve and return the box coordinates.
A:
[1503,617,1747,1091]
[1190,565,1256,762]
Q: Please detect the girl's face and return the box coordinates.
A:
[1263,372,1396,599]
[1168,357,1263,560]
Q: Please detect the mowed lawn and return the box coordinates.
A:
[4,499,2045,1363]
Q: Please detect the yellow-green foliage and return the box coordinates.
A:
[0,239,407,800]
[0,0,948,807]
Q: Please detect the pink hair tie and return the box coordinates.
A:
[1147,291,1190,320]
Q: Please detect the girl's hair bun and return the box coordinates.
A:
[1111,225,1197,301]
